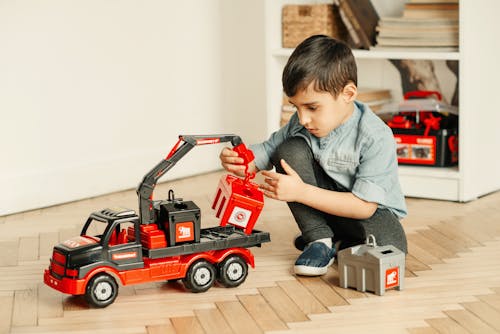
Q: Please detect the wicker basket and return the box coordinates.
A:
[282,4,347,48]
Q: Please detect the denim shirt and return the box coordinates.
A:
[250,101,407,218]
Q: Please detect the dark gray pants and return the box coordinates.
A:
[271,137,407,253]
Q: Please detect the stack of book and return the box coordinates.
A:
[335,0,379,50]
[357,88,392,114]
[376,0,459,49]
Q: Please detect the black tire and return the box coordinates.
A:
[217,255,248,288]
[85,273,118,308]
[183,260,216,293]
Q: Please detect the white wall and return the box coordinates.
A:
[0,0,266,215]
[220,0,266,144]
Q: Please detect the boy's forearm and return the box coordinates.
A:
[300,183,377,219]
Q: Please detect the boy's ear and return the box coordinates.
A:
[342,83,357,103]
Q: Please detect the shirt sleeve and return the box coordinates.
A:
[249,113,297,171]
[351,125,400,207]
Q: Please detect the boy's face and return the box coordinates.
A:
[288,82,355,138]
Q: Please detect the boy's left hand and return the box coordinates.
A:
[260,159,304,202]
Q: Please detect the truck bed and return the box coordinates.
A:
[145,226,271,259]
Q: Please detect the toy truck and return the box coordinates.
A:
[44,135,270,308]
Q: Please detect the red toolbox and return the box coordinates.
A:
[385,91,458,167]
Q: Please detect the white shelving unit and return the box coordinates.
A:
[264,0,500,202]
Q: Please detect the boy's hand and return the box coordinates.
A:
[261,159,304,202]
[219,147,256,177]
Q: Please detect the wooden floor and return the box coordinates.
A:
[2,170,500,334]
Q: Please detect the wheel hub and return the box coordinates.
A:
[227,263,243,280]
[194,267,211,285]
[94,282,113,301]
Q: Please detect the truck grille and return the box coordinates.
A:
[50,250,66,277]
[52,250,66,265]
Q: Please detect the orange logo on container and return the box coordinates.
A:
[385,267,399,289]
[176,222,194,242]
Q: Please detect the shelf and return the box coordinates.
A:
[398,165,460,201]
[272,48,460,60]
[398,165,459,179]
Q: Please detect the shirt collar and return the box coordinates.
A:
[318,102,362,147]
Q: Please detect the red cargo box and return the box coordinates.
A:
[212,175,264,234]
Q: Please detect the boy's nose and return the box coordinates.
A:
[298,113,310,126]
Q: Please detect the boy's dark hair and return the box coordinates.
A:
[282,35,357,98]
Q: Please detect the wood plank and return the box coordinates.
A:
[444,309,497,334]
[407,238,444,266]
[62,295,90,311]
[12,288,38,327]
[407,326,440,334]
[478,292,500,312]
[18,236,39,262]
[461,300,500,331]
[441,220,493,245]
[407,233,456,260]
[216,300,262,334]
[146,323,177,334]
[276,280,329,315]
[170,316,205,334]
[426,317,470,334]
[491,287,500,295]
[0,293,14,334]
[417,228,469,254]
[405,253,432,274]
[37,283,63,319]
[321,266,367,300]
[59,227,81,243]
[0,240,19,266]
[475,207,500,235]
[429,223,481,248]
[469,212,500,235]
[258,286,309,323]
[238,294,288,331]
[296,276,349,307]
[194,307,233,334]
[39,231,59,259]
[405,268,417,277]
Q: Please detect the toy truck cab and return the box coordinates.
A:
[79,207,144,269]
[44,208,145,305]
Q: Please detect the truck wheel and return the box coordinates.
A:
[218,255,248,288]
[183,260,216,293]
[85,273,118,308]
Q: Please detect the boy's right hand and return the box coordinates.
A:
[220,147,257,177]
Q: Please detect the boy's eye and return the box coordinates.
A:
[307,105,317,111]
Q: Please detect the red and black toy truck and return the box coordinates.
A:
[385,91,459,167]
[44,134,270,308]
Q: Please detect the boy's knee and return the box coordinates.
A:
[271,137,312,169]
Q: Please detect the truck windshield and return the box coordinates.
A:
[81,218,109,243]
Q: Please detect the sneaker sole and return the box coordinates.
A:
[293,258,334,276]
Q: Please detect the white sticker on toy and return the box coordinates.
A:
[228,207,252,227]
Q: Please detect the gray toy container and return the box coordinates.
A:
[337,235,405,295]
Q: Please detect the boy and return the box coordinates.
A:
[220,35,407,276]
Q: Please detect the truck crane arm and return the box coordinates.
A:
[136,134,254,225]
